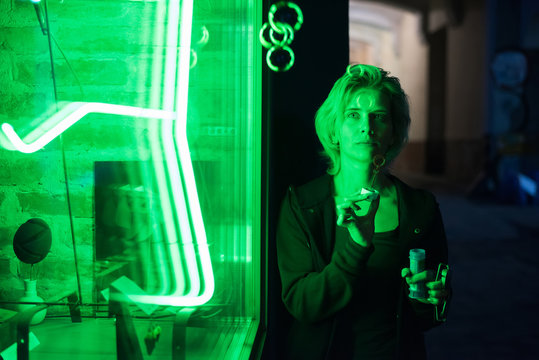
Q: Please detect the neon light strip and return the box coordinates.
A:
[131,0,213,306]
[147,0,175,298]
[1,98,213,304]
[174,0,212,301]
[1,102,175,153]
[1,0,215,307]
[159,0,189,296]
[132,4,168,297]
[153,0,200,300]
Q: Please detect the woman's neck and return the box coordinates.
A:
[334,159,389,196]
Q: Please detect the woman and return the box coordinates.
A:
[276,64,450,359]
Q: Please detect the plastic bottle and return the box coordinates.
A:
[409,249,427,299]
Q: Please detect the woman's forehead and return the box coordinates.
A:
[346,88,390,110]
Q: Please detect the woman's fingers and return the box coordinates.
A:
[427,297,443,305]
[336,201,365,225]
[404,269,435,284]
[336,206,355,224]
[401,268,411,278]
[366,194,380,217]
[402,267,449,304]
[336,196,378,219]
[426,280,444,290]
[427,288,448,298]
[343,192,374,203]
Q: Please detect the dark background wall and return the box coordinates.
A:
[263,0,539,358]
[264,0,350,358]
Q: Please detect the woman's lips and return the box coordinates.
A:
[355,141,378,145]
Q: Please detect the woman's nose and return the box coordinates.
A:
[359,115,373,133]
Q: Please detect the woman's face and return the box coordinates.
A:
[338,88,394,165]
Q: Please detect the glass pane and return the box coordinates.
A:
[0,0,262,358]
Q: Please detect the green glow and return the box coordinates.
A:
[1,103,175,154]
[269,23,294,47]
[269,1,303,33]
[315,64,411,175]
[190,49,198,69]
[196,26,210,46]
[267,45,295,72]
[259,22,273,49]
[1,0,215,308]
[160,0,192,298]
[261,1,301,72]
[150,0,180,298]
[130,0,215,307]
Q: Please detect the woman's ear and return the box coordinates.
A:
[331,133,340,146]
[332,122,342,145]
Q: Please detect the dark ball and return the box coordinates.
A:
[13,218,52,264]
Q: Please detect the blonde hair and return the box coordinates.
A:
[314,64,411,175]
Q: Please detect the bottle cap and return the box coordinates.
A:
[409,248,425,260]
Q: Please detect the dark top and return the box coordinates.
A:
[333,226,400,359]
[276,174,449,360]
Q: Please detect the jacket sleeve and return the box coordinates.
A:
[276,188,374,324]
[408,196,450,329]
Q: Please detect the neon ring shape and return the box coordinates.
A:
[269,23,294,47]
[269,1,303,33]
[196,25,209,46]
[259,22,273,49]
[267,45,295,72]
[1,0,214,307]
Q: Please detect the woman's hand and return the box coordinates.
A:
[335,190,380,247]
[401,268,450,305]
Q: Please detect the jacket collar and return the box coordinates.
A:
[293,173,432,263]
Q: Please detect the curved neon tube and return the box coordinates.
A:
[1,103,175,154]
[1,0,215,307]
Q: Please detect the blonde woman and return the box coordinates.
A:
[277,64,450,360]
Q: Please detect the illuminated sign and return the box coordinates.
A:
[1,0,214,307]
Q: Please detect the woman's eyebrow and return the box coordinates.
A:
[345,107,389,112]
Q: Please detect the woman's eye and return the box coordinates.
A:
[346,112,359,119]
[373,113,387,121]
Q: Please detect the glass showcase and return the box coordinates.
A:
[0,0,263,359]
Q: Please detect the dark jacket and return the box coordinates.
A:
[276,174,449,359]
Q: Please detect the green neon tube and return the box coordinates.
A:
[269,1,303,32]
[1,102,176,153]
[1,0,215,307]
[131,0,214,306]
[175,0,212,301]
[159,0,192,297]
[267,45,295,72]
[148,0,177,297]
[158,0,201,300]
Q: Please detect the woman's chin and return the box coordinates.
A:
[344,154,378,165]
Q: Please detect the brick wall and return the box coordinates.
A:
[0,0,161,314]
